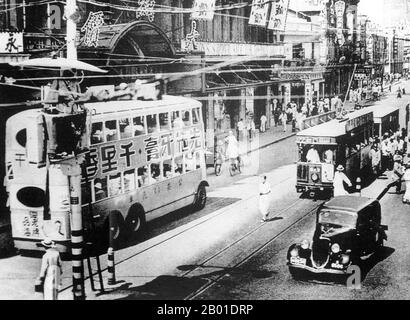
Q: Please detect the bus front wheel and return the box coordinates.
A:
[193,185,207,211]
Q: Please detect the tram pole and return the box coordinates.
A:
[339,63,358,117]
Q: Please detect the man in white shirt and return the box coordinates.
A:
[306,145,321,163]
[260,114,267,133]
[237,119,244,140]
[259,175,272,222]
[381,138,392,172]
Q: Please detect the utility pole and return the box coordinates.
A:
[66,0,78,60]
[64,0,86,300]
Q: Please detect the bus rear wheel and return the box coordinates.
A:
[193,185,207,211]
[125,206,147,241]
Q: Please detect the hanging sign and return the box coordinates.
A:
[184,21,200,53]
[249,0,270,26]
[268,0,290,31]
[192,0,216,20]
[0,32,23,53]
[334,0,345,46]
[80,12,105,47]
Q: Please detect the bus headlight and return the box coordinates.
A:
[331,243,340,254]
[311,173,319,182]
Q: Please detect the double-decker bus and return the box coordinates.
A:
[296,108,374,198]
[5,90,208,252]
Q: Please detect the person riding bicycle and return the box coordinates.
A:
[225,130,239,170]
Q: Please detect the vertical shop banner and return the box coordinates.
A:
[249,0,270,26]
[192,0,216,20]
[268,0,290,31]
[245,87,255,114]
[334,0,345,46]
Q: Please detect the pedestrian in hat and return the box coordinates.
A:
[36,237,63,300]
[259,175,272,222]
[333,165,352,197]
[393,154,404,194]
[402,163,410,203]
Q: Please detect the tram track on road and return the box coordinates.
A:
[59,174,295,294]
[183,199,323,300]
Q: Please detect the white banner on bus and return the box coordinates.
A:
[192,0,216,20]
[268,0,290,31]
[249,0,270,27]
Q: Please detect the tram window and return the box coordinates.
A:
[91,122,104,144]
[163,159,172,179]
[81,182,91,205]
[185,153,196,172]
[119,118,132,139]
[192,107,201,124]
[172,111,184,129]
[195,152,202,169]
[159,112,170,131]
[108,173,122,197]
[182,110,191,126]
[133,116,146,136]
[105,120,118,141]
[137,166,147,187]
[147,114,158,133]
[174,155,183,175]
[124,169,136,192]
[94,177,108,202]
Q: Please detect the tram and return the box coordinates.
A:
[367,105,399,138]
[296,108,374,198]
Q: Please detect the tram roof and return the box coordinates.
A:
[297,108,373,138]
[366,105,399,119]
[84,95,201,115]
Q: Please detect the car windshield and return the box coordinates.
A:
[318,210,357,228]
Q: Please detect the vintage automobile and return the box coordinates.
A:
[287,196,388,278]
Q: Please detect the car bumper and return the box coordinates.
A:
[288,262,347,275]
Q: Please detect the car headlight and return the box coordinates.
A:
[341,254,350,264]
[311,173,319,182]
[301,239,310,250]
[331,243,340,254]
[290,248,299,257]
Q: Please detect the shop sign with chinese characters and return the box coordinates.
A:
[334,1,345,45]
[249,0,270,26]
[268,0,290,31]
[192,0,216,20]
[0,32,23,53]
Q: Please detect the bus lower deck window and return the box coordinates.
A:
[150,163,161,181]
[133,116,146,136]
[137,166,147,187]
[105,120,118,141]
[196,152,201,169]
[163,159,172,178]
[185,153,196,172]
[81,182,91,205]
[147,114,158,133]
[109,173,122,197]
[124,169,136,192]
[94,177,108,201]
[120,118,132,139]
[91,122,104,144]
[172,111,184,129]
[174,156,183,175]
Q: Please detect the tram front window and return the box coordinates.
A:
[299,144,336,164]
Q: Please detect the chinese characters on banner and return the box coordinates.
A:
[84,127,203,180]
[192,0,216,20]
[0,32,23,53]
[249,0,270,26]
[268,0,290,31]
[185,21,200,53]
[81,12,105,47]
[334,0,345,46]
